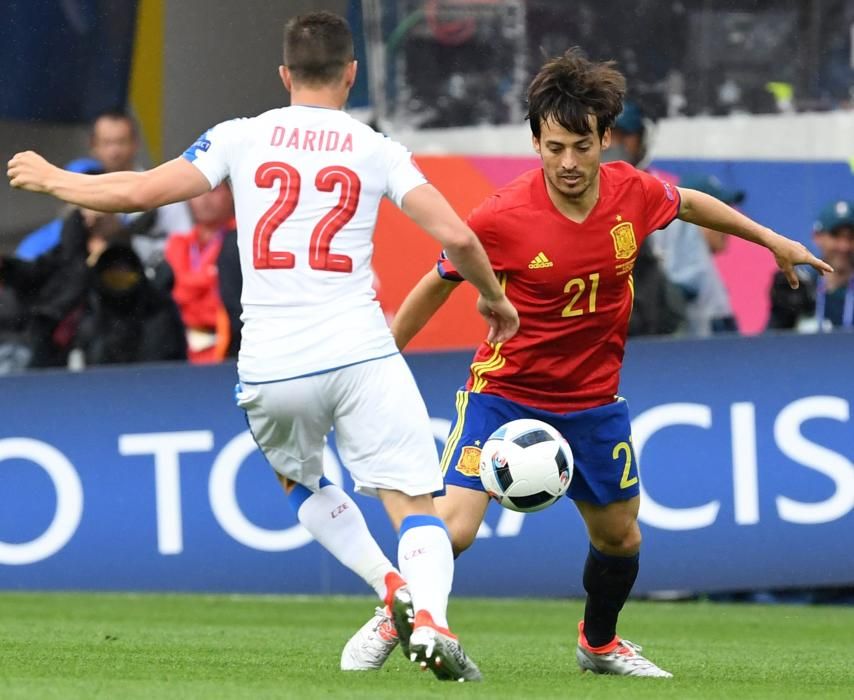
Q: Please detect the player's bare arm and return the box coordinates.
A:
[677,186,833,288]
[402,183,519,343]
[7,151,211,212]
[392,269,460,349]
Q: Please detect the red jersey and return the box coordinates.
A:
[438,162,680,412]
[165,221,235,330]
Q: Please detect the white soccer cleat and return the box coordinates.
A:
[340,606,399,671]
[407,611,482,682]
[576,622,672,678]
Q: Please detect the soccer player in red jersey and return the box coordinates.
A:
[342,48,831,676]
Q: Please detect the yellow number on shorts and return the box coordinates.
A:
[613,441,638,489]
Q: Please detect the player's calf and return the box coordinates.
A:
[434,485,491,558]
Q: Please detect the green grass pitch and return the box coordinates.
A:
[1,592,852,699]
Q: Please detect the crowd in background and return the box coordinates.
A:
[2,0,854,373]
[390,0,854,129]
[1,102,852,374]
[0,113,242,373]
[611,102,854,339]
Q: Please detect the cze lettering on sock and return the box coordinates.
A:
[330,502,349,518]
[403,547,427,561]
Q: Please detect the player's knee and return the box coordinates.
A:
[592,524,641,556]
[621,527,642,554]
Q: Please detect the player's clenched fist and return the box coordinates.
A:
[7,151,56,193]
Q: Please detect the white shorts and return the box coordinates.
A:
[236,354,443,497]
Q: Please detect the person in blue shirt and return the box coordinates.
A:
[651,173,742,335]
[14,158,104,261]
[767,200,854,331]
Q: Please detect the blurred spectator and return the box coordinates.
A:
[767,200,854,332]
[165,183,236,363]
[13,113,191,285]
[75,244,187,365]
[608,101,650,169]
[627,242,686,337]
[609,100,673,183]
[14,158,104,261]
[652,174,742,336]
[0,207,126,367]
[89,111,192,275]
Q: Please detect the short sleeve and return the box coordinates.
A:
[182,119,241,188]
[382,137,428,208]
[437,195,501,281]
[465,196,502,268]
[637,169,681,232]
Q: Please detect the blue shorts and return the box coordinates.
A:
[439,391,640,506]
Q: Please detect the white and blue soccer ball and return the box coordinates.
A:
[479,418,573,513]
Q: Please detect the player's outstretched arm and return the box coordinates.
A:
[392,268,460,350]
[7,152,211,213]
[402,183,518,343]
[677,187,833,288]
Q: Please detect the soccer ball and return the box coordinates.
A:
[479,418,573,512]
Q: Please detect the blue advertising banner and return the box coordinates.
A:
[0,333,852,596]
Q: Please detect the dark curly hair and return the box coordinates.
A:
[526,47,626,140]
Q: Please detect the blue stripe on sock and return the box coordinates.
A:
[399,514,447,538]
[589,543,639,567]
[288,483,315,513]
[288,477,335,513]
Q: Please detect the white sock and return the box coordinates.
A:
[397,515,454,629]
[295,483,396,600]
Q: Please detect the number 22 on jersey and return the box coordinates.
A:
[252,161,361,272]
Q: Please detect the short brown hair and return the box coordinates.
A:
[526,48,626,140]
[90,111,138,141]
[284,11,354,86]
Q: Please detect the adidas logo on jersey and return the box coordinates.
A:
[528,252,554,269]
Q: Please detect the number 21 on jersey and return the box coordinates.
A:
[252,161,361,272]
[562,273,600,317]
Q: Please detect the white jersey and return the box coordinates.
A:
[183,105,427,382]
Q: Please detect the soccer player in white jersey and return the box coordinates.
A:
[7,11,519,682]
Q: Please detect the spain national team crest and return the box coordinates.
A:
[456,446,482,477]
[610,221,638,259]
